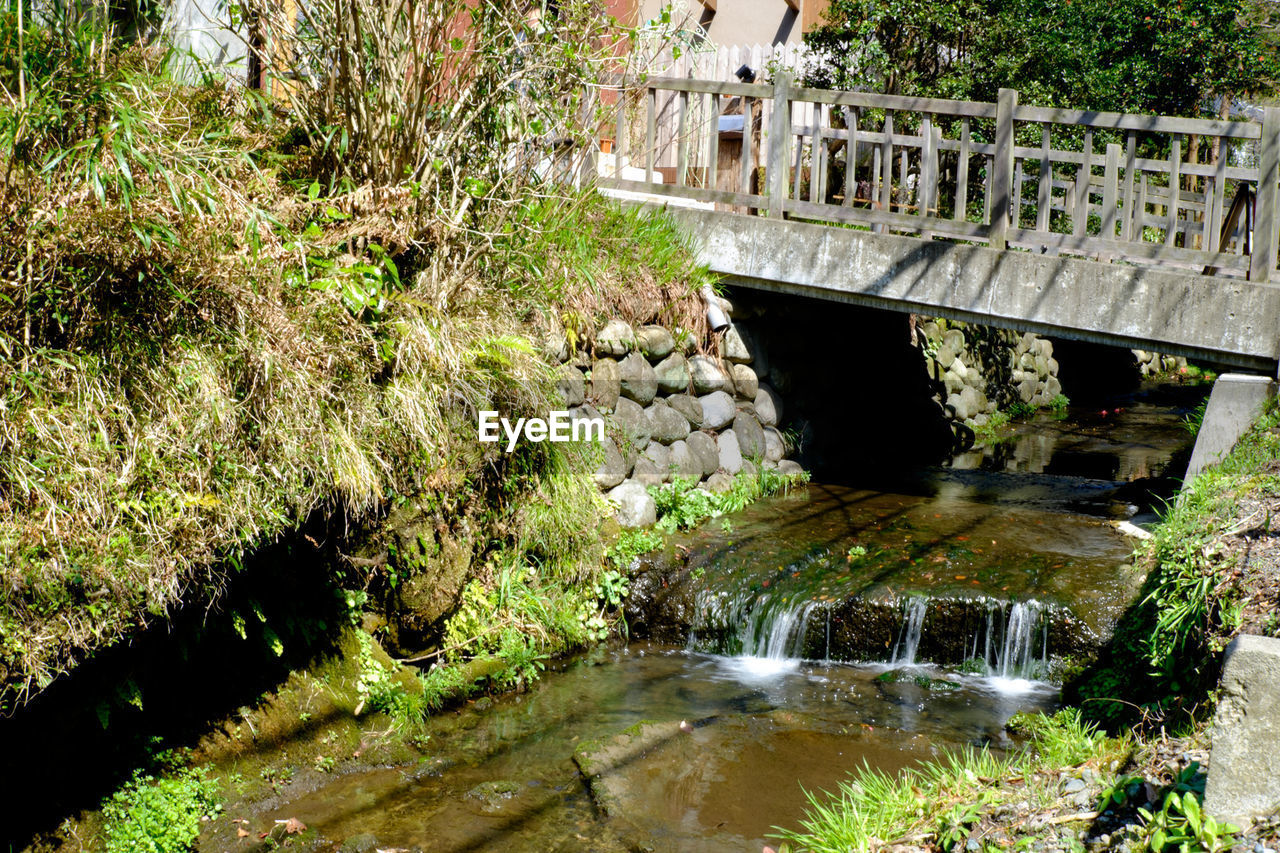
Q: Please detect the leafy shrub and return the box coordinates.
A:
[648,468,808,533]
[101,767,221,853]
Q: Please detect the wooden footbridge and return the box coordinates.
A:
[598,73,1280,373]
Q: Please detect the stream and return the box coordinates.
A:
[215,383,1204,853]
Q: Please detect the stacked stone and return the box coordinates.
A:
[918,321,1061,428]
[1131,349,1188,377]
[1009,332,1063,408]
[549,315,802,528]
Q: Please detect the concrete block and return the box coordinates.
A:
[1204,634,1280,828]
[1185,374,1276,481]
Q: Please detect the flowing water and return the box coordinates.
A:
[213,385,1204,852]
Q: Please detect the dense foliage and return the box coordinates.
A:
[804,0,1280,114]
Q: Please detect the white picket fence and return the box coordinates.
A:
[617,42,814,173]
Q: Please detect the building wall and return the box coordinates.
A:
[630,0,829,47]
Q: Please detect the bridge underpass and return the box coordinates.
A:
[598,72,1280,472]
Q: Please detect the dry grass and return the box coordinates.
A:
[0,4,707,710]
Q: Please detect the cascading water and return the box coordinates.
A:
[891,598,929,665]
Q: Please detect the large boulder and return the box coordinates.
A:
[631,457,664,487]
[555,364,585,407]
[611,397,650,452]
[667,440,702,481]
[689,355,730,394]
[618,352,658,405]
[721,325,752,363]
[646,400,690,444]
[666,393,703,428]
[686,431,720,477]
[591,358,621,412]
[642,442,671,481]
[717,429,744,475]
[653,353,690,395]
[635,325,676,360]
[734,411,766,459]
[699,391,736,431]
[778,459,805,478]
[763,427,785,462]
[595,319,635,357]
[754,385,782,426]
[705,471,734,493]
[608,481,656,529]
[593,440,628,489]
[730,364,759,400]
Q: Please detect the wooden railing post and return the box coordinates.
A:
[767,70,793,218]
[1250,107,1280,283]
[990,87,1018,250]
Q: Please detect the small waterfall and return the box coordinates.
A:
[891,598,929,666]
[739,597,825,660]
[986,601,1050,679]
[881,598,1050,680]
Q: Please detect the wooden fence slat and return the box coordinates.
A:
[920,114,936,221]
[1013,163,1025,229]
[1035,125,1051,234]
[877,111,894,232]
[990,88,1017,249]
[1207,147,1228,253]
[1251,107,1280,282]
[767,71,792,217]
[676,88,689,186]
[740,97,755,197]
[1102,142,1120,239]
[899,149,909,214]
[844,107,858,207]
[645,87,656,182]
[955,117,971,222]
[1165,136,1181,248]
[1073,130,1092,238]
[1120,132,1136,241]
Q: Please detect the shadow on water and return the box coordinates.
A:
[0,513,351,849]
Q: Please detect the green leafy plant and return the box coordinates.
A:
[1098,774,1145,812]
[1138,791,1238,852]
[101,767,222,853]
[936,796,987,851]
[608,529,663,569]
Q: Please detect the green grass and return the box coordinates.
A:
[774,709,1122,853]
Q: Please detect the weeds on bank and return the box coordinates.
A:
[774,709,1123,853]
[0,0,711,711]
[101,767,221,853]
[649,468,810,534]
[1071,399,1280,728]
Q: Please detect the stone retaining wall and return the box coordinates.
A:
[917,319,1063,430]
[550,305,802,528]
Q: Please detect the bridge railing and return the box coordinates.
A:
[598,74,1280,282]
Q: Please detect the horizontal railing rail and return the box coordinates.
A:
[600,72,1280,283]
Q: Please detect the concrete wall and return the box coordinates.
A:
[161,0,247,83]
[635,0,806,45]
